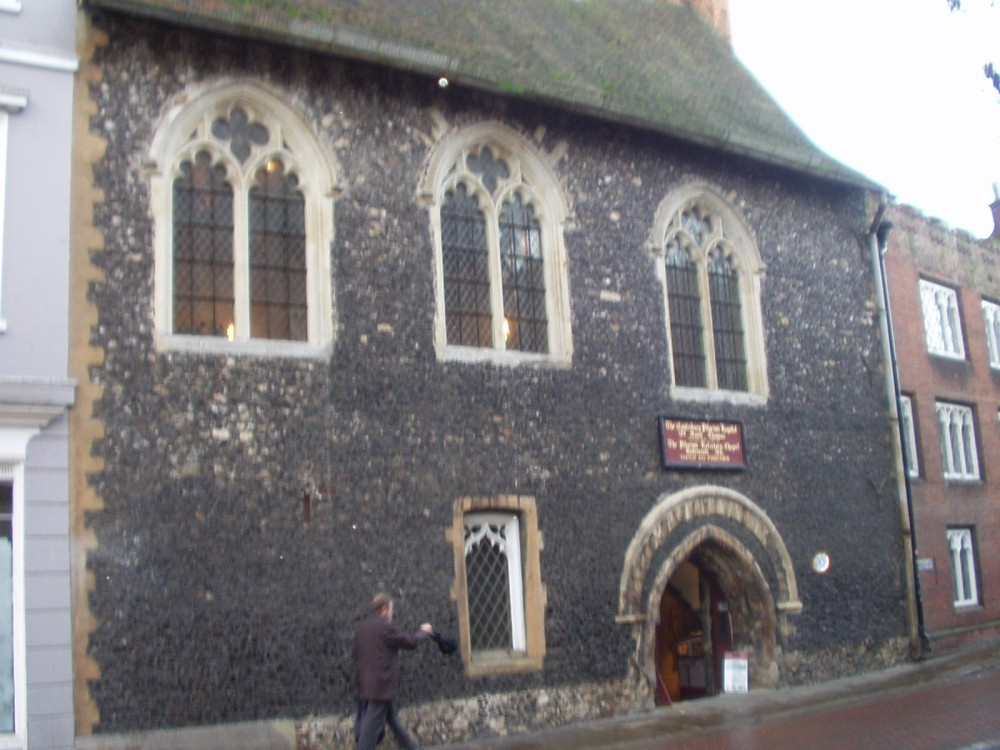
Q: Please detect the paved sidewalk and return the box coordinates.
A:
[433,638,1000,749]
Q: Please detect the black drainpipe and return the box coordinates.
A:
[872,213,930,657]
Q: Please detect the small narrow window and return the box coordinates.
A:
[449,495,545,676]
[249,159,307,341]
[464,513,525,653]
[919,280,965,360]
[0,95,28,333]
[707,245,747,391]
[499,194,547,353]
[899,394,919,479]
[982,299,1000,368]
[946,527,979,607]
[173,152,234,337]
[441,184,491,348]
[665,242,705,387]
[0,483,12,731]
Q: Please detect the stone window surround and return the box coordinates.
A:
[420,121,573,368]
[446,495,546,677]
[649,184,768,406]
[147,79,341,359]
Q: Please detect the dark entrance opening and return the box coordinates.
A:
[654,560,733,704]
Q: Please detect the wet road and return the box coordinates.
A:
[439,642,1000,750]
[661,660,1000,750]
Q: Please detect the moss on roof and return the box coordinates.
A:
[86,0,878,189]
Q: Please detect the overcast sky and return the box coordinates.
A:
[729,0,1000,237]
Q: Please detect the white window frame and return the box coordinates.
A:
[946,527,979,607]
[0,92,28,334]
[899,395,919,479]
[421,122,573,367]
[936,401,980,481]
[0,461,26,750]
[919,280,965,360]
[982,299,1000,369]
[148,80,341,358]
[0,403,67,749]
[0,468,21,749]
[463,512,526,653]
[650,185,768,405]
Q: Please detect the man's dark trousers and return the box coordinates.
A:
[357,699,418,750]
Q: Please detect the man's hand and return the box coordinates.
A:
[420,623,433,634]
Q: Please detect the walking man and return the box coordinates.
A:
[353,593,433,750]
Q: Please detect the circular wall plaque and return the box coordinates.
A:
[812,551,831,574]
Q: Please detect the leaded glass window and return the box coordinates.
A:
[173,107,310,344]
[464,513,525,653]
[660,195,757,394]
[499,194,547,353]
[172,110,307,343]
[442,184,491,347]
[708,246,747,391]
[173,151,234,337]
[436,139,564,359]
[249,159,307,341]
[153,84,338,354]
[665,242,705,387]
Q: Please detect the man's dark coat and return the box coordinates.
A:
[352,612,430,702]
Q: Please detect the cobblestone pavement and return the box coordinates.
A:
[435,639,1000,750]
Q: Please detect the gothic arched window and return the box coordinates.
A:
[150,82,339,357]
[423,124,572,366]
[652,187,767,401]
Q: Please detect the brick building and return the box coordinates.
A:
[69,1,913,746]
[881,196,1000,653]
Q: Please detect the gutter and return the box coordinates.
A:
[867,196,929,659]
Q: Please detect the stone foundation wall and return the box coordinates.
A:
[297,679,644,749]
[296,635,911,748]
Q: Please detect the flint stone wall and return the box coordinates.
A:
[79,12,909,738]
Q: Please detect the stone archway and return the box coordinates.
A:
[616,486,802,700]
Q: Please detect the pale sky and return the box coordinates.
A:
[730,0,1000,237]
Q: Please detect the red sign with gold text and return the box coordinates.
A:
[658,416,746,470]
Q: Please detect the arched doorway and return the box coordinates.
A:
[654,560,733,704]
[616,486,802,704]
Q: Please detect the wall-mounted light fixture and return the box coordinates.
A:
[812,551,830,574]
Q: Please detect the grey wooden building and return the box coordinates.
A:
[70,1,914,746]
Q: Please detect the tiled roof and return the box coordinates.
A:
[86,0,878,189]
